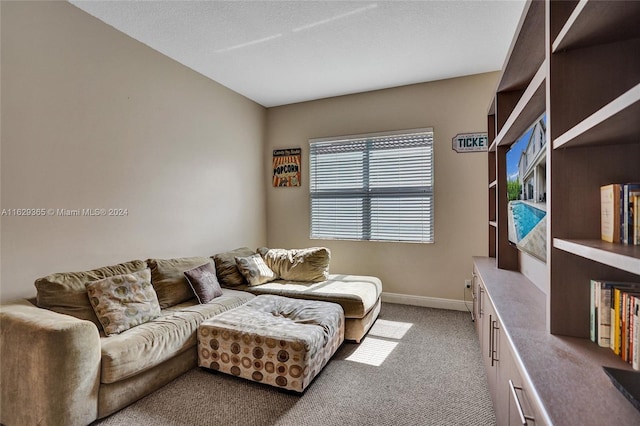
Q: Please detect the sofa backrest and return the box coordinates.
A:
[147,257,210,308]
[35,259,148,326]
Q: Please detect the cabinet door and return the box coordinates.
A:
[499,339,542,425]
[482,289,499,407]
[473,267,483,338]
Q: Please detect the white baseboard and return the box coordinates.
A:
[381,292,471,312]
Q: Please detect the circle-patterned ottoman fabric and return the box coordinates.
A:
[198,294,344,392]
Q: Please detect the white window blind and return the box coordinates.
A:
[309,129,434,243]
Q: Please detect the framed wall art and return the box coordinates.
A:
[272,147,301,187]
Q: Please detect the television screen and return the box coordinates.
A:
[506,113,547,262]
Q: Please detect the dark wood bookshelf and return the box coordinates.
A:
[479,1,640,423]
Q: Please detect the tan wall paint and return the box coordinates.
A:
[265,73,497,301]
[0,2,267,302]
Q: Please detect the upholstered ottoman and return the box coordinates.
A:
[198,295,344,392]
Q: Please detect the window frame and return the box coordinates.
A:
[308,127,434,244]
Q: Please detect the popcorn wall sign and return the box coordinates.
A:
[272,148,301,187]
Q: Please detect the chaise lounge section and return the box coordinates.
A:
[238,274,381,343]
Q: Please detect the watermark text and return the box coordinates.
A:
[1,208,129,217]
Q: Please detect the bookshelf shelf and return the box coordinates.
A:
[550,37,640,139]
[494,62,546,147]
[496,0,545,92]
[553,84,640,149]
[552,0,640,53]
[553,238,640,275]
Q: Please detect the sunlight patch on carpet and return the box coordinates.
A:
[345,337,398,366]
[367,319,413,339]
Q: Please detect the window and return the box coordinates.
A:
[309,128,434,243]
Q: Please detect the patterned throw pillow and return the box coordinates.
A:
[184,262,223,304]
[86,268,161,336]
[235,254,277,286]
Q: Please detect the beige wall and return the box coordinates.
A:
[265,73,497,301]
[0,2,267,302]
[1,1,496,304]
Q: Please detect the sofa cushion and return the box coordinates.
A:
[212,247,255,287]
[184,261,223,304]
[257,247,330,282]
[235,254,277,286]
[86,268,161,336]
[239,274,382,319]
[35,259,147,327]
[148,257,210,308]
[99,288,254,384]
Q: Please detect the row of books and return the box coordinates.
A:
[600,183,640,245]
[590,280,640,370]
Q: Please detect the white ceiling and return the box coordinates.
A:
[70,0,526,107]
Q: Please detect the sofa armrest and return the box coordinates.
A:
[0,300,101,426]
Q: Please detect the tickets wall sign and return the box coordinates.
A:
[272,148,301,187]
[452,133,488,153]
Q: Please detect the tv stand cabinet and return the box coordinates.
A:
[473,257,639,425]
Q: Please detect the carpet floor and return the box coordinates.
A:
[93,303,496,426]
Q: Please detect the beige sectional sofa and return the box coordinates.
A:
[0,248,382,426]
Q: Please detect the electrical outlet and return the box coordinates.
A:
[464,279,471,289]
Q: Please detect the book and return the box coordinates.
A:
[595,281,614,347]
[635,194,640,245]
[623,291,629,361]
[624,292,640,364]
[623,184,640,245]
[630,294,638,368]
[601,184,622,243]
[590,280,611,347]
[622,292,640,362]
[610,283,640,355]
[630,294,635,365]
[613,287,624,355]
[634,296,640,370]
[590,280,597,343]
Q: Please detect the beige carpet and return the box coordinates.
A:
[93,303,496,426]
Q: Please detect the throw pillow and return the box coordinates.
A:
[235,254,277,286]
[35,259,148,327]
[212,247,256,287]
[184,261,223,304]
[86,268,161,336]
[147,257,211,308]
[256,247,330,282]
